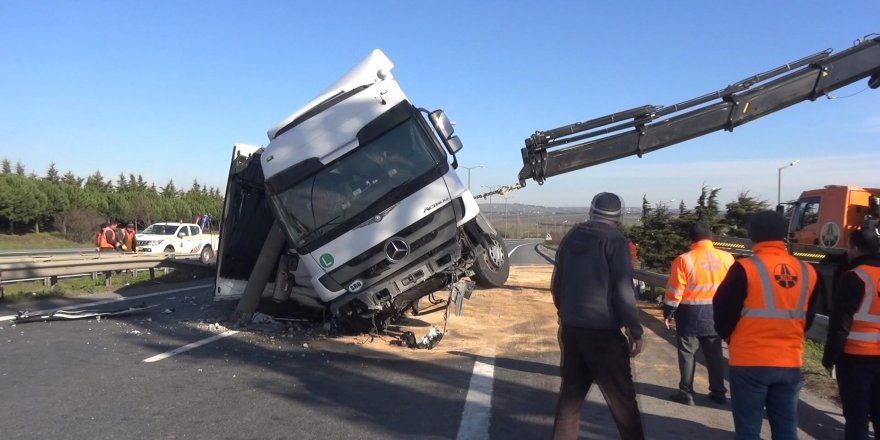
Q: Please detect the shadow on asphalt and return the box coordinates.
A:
[639,306,847,439]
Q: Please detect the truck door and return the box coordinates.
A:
[790,196,821,245]
[215,144,273,300]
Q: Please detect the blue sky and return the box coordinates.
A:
[2,1,878,208]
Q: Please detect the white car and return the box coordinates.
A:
[136,222,218,263]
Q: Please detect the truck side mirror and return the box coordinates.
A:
[178,232,186,238]
[429,110,455,138]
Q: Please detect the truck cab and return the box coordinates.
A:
[215,50,508,327]
[788,185,880,249]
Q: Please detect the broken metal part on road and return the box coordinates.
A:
[12,303,159,324]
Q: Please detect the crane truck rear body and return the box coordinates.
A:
[215,50,509,327]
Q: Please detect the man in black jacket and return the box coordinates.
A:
[823,228,880,440]
[551,192,645,440]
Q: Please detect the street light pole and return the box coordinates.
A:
[777,159,800,205]
[461,165,483,191]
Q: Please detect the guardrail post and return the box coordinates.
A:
[0,271,4,300]
[149,268,155,279]
[104,271,112,287]
[50,276,58,286]
[92,272,98,281]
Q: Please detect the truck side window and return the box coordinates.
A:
[178,227,190,237]
[791,197,821,231]
[189,226,200,236]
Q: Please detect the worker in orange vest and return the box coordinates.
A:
[96,223,116,252]
[713,210,823,440]
[823,227,880,439]
[118,223,136,252]
[664,221,734,406]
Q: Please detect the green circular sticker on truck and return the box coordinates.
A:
[319,253,335,269]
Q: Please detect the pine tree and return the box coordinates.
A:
[161,179,178,198]
[723,191,770,237]
[45,162,60,182]
[15,161,25,176]
[2,158,12,174]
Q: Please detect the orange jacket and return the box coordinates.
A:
[97,227,115,249]
[119,229,136,252]
[844,265,880,355]
[729,241,817,367]
[664,240,734,308]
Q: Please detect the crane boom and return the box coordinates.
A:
[518,35,880,185]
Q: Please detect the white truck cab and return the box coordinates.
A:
[216,50,508,329]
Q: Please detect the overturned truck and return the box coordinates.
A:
[215,50,509,330]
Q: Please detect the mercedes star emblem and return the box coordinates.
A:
[385,238,410,262]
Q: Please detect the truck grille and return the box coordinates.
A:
[324,205,457,288]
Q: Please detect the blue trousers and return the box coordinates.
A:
[729,366,801,440]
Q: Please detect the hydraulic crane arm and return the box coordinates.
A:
[518,35,880,185]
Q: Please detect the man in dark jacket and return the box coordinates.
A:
[823,227,880,440]
[551,192,645,440]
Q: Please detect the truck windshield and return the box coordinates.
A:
[142,225,178,235]
[270,118,443,249]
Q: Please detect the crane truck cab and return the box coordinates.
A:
[787,185,880,250]
[215,50,509,329]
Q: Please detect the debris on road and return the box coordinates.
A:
[12,304,160,324]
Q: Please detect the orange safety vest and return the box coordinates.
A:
[97,227,115,249]
[664,240,735,307]
[729,241,817,367]
[119,229,135,251]
[844,265,880,356]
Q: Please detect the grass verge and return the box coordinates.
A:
[0,232,86,250]
[802,338,839,404]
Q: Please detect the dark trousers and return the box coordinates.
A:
[676,335,727,396]
[552,326,644,440]
[836,357,880,440]
[729,366,801,440]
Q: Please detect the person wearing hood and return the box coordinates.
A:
[550,192,645,440]
[713,210,823,440]
[823,227,880,440]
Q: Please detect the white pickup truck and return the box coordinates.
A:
[136,222,218,263]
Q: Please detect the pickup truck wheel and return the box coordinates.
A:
[163,245,174,253]
[472,236,510,288]
[199,245,214,264]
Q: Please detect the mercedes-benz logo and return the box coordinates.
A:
[385,237,410,262]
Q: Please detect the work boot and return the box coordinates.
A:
[708,392,727,405]
[668,391,694,406]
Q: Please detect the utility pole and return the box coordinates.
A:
[777,159,800,205]
[461,165,483,191]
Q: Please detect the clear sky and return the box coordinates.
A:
[2,1,878,208]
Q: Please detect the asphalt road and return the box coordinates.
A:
[0,241,553,440]
[505,239,552,266]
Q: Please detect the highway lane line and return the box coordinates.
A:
[142,330,239,363]
[507,242,535,257]
[456,352,496,440]
[0,283,213,322]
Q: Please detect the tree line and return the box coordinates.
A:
[0,159,224,243]
[625,185,769,272]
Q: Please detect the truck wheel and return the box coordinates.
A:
[472,235,510,288]
[199,245,214,264]
[163,245,175,253]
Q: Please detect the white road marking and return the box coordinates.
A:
[0,284,213,322]
[507,242,535,257]
[456,353,496,440]
[142,330,239,363]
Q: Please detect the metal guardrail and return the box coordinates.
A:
[0,253,205,296]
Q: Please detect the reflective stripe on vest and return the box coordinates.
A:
[845,268,880,350]
[665,247,731,306]
[740,257,810,319]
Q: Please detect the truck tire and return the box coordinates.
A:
[163,245,175,253]
[472,235,510,288]
[199,245,214,264]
